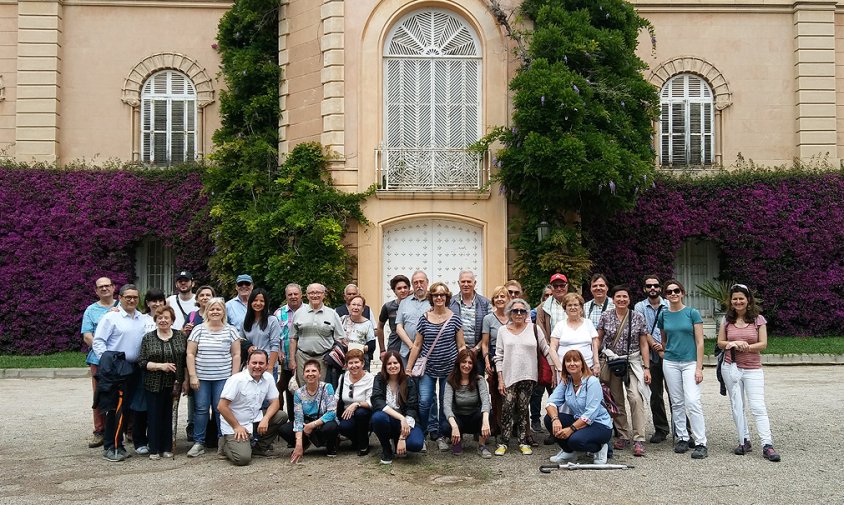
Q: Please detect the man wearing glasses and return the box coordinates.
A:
[634,275,671,443]
[288,283,345,385]
[93,284,152,462]
[81,277,118,449]
[226,274,254,332]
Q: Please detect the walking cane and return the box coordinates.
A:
[540,462,635,473]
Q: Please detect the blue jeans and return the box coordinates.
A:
[338,407,373,450]
[544,413,612,453]
[417,374,446,437]
[370,411,424,458]
[194,378,226,445]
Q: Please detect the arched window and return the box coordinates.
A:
[382,9,482,189]
[141,70,197,165]
[660,74,714,167]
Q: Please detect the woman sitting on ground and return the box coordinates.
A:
[544,349,612,465]
[334,349,374,455]
[441,349,492,458]
[280,359,339,462]
[370,350,425,464]
[717,283,780,462]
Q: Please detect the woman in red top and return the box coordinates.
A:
[716,284,780,462]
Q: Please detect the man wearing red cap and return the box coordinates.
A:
[532,273,569,442]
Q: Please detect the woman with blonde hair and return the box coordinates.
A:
[481,285,509,435]
[186,297,241,458]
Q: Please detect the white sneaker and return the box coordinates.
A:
[419,442,427,454]
[134,445,149,455]
[593,443,608,465]
[549,449,577,464]
[186,443,205,458]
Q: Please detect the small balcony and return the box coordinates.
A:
[375,147,490,193]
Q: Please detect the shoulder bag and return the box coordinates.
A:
[600,311,632,384]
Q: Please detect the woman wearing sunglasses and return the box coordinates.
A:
[493,298,562,456]
[717,284,780,462]
[333,349,374,455]
[656,279,708,459]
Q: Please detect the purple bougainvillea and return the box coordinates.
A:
[0,166,212,354]
[584,171,844,336]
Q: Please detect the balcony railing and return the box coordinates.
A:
[375,147,490,191]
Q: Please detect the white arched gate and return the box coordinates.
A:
[381,218,484,303]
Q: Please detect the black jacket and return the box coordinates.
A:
[93,351,134,411]
[371,373,419,422]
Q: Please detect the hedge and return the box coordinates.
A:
[584,167,844,336]
[0,165,212,354]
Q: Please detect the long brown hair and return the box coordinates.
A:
[447,349,479,391]
[380,350,408,406]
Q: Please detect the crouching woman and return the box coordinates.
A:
[544,350,613,465]
[370,350,425,464]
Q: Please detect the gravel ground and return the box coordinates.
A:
[0,366,841,505]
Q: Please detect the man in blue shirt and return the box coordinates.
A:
[633,275,670,443]
[93,284,151,462]
[81,277,117,449]
[226,274,253,332]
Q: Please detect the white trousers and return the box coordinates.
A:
[722,363,773,446]
[663,359,707,446]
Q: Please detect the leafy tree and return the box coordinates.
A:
[484,0,659,299]
[205,0,370,304]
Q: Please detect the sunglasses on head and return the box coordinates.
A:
[731,283,748,291]
[665,288,682,295]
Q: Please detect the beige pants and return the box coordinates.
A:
[609,370,646,442]
[221,411,287,466]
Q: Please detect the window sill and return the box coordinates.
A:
[375,189,491,200]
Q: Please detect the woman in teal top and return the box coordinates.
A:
[656,279,708,459]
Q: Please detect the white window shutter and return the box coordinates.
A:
[659,74,715,167]
[140,70,198,165]
[383,9,481,189]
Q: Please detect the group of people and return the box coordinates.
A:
[83,268,781,466]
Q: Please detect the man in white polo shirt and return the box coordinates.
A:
[217,349,288,466]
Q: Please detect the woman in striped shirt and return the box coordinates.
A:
[186,297,241,457]
[406,282,466,451]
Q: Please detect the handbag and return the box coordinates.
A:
[535,324,553,386]
[324,340,348,370]
[601,383,621,418]
[600,311,632,383]
[410,317,448,378]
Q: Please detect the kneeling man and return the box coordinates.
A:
[217,349,288,465]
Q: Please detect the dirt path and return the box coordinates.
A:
[0,366,841,504]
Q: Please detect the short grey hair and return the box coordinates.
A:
[458,270,476,281]
[119,284,138,296]
[285,283,302,294]
[411,270,429,281]
[505,298,531,316]
[344,283,359,294]
[306,283,326,294]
